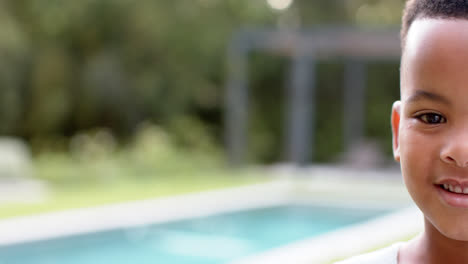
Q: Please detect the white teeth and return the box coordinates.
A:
[463,187,468,194]
[442,184,468,194]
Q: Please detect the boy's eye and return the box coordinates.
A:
[417,113,447,124]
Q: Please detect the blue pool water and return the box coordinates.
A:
[0,205,391,264]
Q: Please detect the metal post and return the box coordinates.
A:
[343,60,366,150]
[285,53,315,165]
[225,34,249,166]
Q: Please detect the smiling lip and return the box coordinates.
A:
[436,179,468,208]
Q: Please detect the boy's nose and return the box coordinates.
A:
[441,138,468,167]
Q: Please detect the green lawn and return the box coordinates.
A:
[0,169,267,220]
[0,126,270,219]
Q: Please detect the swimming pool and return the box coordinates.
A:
[0,204,391,264]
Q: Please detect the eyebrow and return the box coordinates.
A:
[405,90,451,106]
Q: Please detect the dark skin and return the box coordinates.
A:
[393,18,468,264]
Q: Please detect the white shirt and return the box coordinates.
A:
[334,242,404,264]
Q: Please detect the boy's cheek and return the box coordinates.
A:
[399,131,433,168]
[394,123,414,162]
[396,128,417,164]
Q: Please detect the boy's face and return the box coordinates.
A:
[393,18,468,241]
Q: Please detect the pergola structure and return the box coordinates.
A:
[225,27,400,166]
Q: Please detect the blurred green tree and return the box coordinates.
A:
[1,0,404,163]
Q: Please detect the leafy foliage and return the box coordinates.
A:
[1,0,404,163]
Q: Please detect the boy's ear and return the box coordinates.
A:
[391,101,401,162]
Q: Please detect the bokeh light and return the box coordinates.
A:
[266,0,293,11]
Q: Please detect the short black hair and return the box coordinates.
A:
[402,0,468,50]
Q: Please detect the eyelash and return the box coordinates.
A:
[415,113,447,124]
